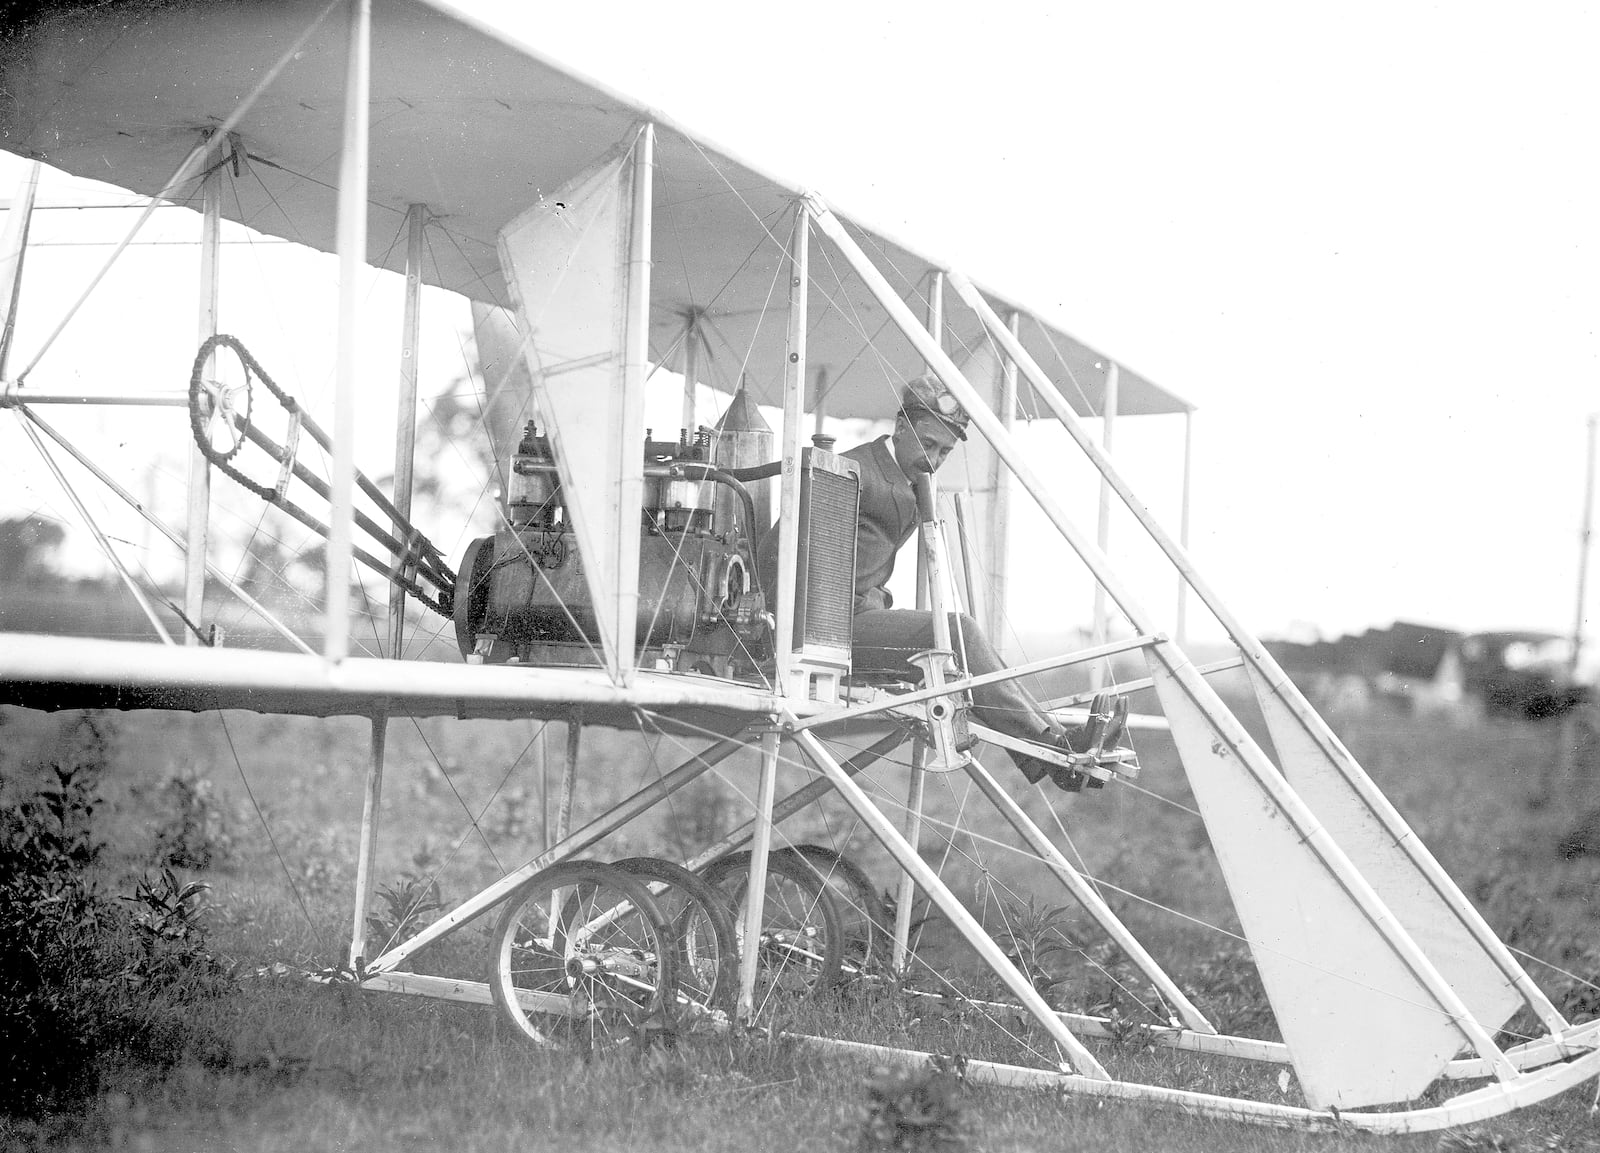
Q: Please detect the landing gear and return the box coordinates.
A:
[488,860,678,1051]
[698,850,845,998]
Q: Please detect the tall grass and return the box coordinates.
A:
[1,701,1597,1152]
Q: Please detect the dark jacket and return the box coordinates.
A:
[755,436,916,614]
[845,436,916,612]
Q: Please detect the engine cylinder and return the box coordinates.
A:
[506,423,561,529]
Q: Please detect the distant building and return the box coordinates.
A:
[1264,622,1588,721]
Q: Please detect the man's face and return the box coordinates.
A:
[892,410,962,476]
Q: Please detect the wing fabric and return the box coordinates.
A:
[497,139,644,681]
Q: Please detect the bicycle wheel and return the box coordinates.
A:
[698,849,844,998]
[612,856,737,1021]
[788,844,891,979]
[488,860,677,1050]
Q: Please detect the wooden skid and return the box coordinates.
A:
[786,1032,1600,1135]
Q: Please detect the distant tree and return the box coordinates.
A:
[0,516,66,583]
[408,370,518,543]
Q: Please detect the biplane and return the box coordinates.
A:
[2,0,1598,1134]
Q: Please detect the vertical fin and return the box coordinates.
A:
[496,133,646,681]
[1245,663,1525,1035]
[1151,657,1474,1108]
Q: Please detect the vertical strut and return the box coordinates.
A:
[737,727,783,1023]
[388,204,425,659]
[892,738,927,974]
[680,311,699,434]
[325,0,371,661]
[771,205,810,695]
[614,123,654,682]
[1089,361,1118,687]
[915,272,944,612]
[186,136,222,644]
[556,710,581,845]
[1177,409,1194,645]
[349,711,387,971]
[984,310,1019,644]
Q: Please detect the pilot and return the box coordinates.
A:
[762,375,1128,792]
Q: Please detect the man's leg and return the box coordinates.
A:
[852,608,1062,747]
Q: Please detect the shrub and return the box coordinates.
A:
[0,751,118,1113]
[150,767,235,870]
[857,1061,969,1151]
[0,738,228,1117]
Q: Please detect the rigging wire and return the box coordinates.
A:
[365,716,549,957]
[215,712,326,953]
[14,0,345,382]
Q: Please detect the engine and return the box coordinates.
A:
[453,423,772,678]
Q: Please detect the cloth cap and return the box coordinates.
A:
[900,375,969,439]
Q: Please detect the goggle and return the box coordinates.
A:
[905,398,969,440]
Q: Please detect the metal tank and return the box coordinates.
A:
[710,385,773,547]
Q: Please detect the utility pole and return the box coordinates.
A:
[1562,413,1596,787]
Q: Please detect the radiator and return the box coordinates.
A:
[792,447,860,665]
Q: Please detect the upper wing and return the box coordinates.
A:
[0,0,1188,422]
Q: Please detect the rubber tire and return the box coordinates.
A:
[612,856,737,1019]
[787,844,891,979]
[488,860,678,1050]
[697,849,845,996]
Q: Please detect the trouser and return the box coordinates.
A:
[850,610,1059,750]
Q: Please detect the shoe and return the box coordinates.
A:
[1095,694,1129,755]
[1013,750,1051,785]
[1013,728,1077,788]
[1048,760,1086,793]
[1043,729,1090,793]
[1086,693,1137,782]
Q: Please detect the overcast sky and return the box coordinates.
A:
[4,2,1596,653]
[450,1,1598,646]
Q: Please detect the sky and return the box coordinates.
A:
[441,0,1599,647]
[2,1,1596,655]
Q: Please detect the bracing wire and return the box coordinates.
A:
[215,712,326,953]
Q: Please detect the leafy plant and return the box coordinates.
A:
[361,869,441,946]
[0,732,123,1112]
[1438,1128,1517,1152]
[1184,940,1275,1038]
[151,766,235,869]
[121,867,220,988]
[993,897,1079,1003]
[0,726,230,1117]
[857,1061,969,1151]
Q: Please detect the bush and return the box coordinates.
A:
[150,766,235,870]
[0,736,228,1118]
[857,1061,969,1151]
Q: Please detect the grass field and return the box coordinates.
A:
[2,693,1599,1152]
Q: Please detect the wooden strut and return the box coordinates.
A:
[782,1031,1600,1135]
[945,267,1568,1039]
[325,0,372,662]
[347,711,387,970]
[791,633,1159,732]
[186,133,221,647]
[785,714,1110,1079]
[15,415,176,644]
[805,193,1521,1080]
[388,204,426,660]
[363,729,750,975]
[14,406,315,654]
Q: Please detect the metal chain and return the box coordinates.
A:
[188,334,454,618]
